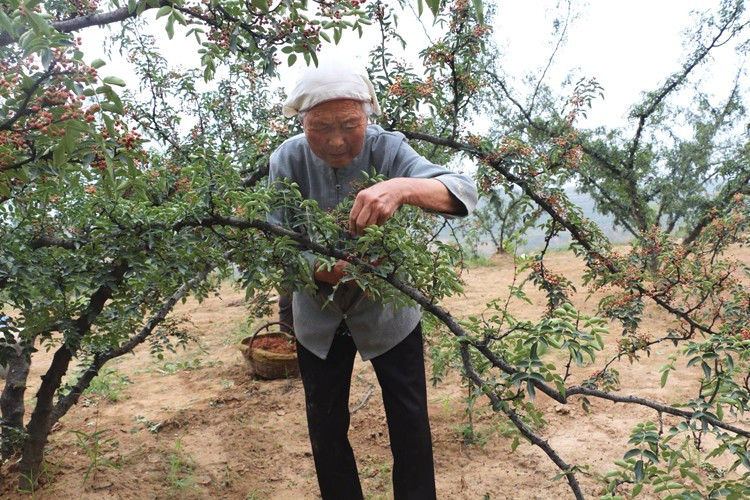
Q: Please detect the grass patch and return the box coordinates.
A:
[83,368,132,403]
[462,255,496,268]
[166,436,197,493]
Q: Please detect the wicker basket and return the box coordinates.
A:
[239,322,299,379]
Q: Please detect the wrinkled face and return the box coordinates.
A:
[302,99,367,168]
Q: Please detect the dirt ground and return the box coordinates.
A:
[1,248,749,499]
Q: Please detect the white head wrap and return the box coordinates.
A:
[282,64,381,118]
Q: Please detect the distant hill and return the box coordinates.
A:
[520,188,633,251]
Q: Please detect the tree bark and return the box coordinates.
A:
[50,263,214,424]
[17,261,128,491]
[0,343,31,461]
[0,3,166,47]
[17,346,72,491]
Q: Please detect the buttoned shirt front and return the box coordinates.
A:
[268,124,477,360]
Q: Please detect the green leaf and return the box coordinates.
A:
[0,10,14,37]
[25,10,50,34]
[510,436,520,452]
[65,119,91,135]
[165,16,175,39]
[287,53,297,66]
[725,353,734,372]
[90,58,107,69]
[100,102,120,113]
[116,179,131,195]
[472,0,484,24]
[554,380,566,398]
[624,449,641,460]
[682,468,703,486]
[631,483,643,497]
[251,0,269,11]
[172,9,187,25]
[425,0,440,16]
[128,0,137,14]
[40,48,52,69]
[52,143,66,168]
[634,460,644,482]
[103,114,116,137]
[526,381,536,401]
[62,128,76,151]
[641,449,659,463]
[581,396,590,413]
[155,5,172,19]
[660,369,670,388]
[103,76,127,87]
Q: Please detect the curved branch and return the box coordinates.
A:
[565,386,749,437]
[22,204,747,496]
[627,2,750,169]
[19,259,130,486]
[682,170,750,246]
[176,214,749,441]
[50,260,215,424]
[29,236,81,250]
[459,345,585,500]
[242,164,269,188]
[0,3,167,47]
[401,130,721,336]
[528,0,572,114]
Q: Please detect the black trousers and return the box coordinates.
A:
[296,323,436,500]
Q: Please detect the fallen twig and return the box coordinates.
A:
[350,386,374,414]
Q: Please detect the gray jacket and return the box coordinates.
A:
[268,125,477,360]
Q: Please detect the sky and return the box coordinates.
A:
[79,0,745,130]
[493,0,740,127]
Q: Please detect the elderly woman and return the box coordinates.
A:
[268,64,477,499]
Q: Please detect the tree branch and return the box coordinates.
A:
[0,3,166,47]
[682,170,750,245]
[28,236,81,250]
[400,130,718,338]
[459,345,585,500]
[175,213,748,441]
[50,261,215,424]
[627,2,750,170]
[19,259,130,488]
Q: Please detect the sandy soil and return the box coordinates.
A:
[1,248,748,499]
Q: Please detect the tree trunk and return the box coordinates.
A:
[1,345,31,460]
[17,259,128,490]
[17,346,73,491]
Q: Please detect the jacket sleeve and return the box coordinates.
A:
[385,136,478,217]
